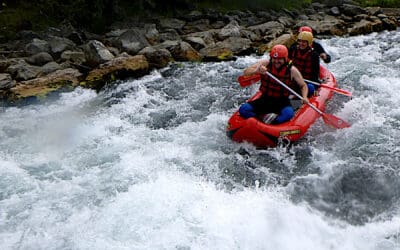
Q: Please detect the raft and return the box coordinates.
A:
[226,65,337,148]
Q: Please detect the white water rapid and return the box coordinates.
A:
[1,29,400,250]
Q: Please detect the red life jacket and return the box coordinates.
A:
[290,46,314,80]
[259,61,295,98]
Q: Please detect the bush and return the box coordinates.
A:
[353,0,400,7]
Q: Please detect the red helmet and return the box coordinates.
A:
[298,26,312,33]
[270,45,288,61]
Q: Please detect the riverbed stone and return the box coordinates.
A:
[26,52,54,66]
[0,4,399,102]
[0,73,16,90]
[84,54,149,89]
[9,68,83,99]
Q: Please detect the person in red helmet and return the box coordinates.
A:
[297,26,331,63]
[239,45,309,124]
[298,26,312,33]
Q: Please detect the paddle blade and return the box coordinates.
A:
[333,88,353,97]
[322,113,351,129]
[320,84,352,97]
[237,74,261,87]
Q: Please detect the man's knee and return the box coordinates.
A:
[275,106,294,123]
[307,83,315,96]
[239,103,255,118]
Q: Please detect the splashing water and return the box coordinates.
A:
[1,29,400,250]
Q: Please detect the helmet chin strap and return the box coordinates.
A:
[273,61,286,70]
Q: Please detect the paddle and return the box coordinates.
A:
[304,79,352,97]
[265,71,351,129]
[238,74,353,97]
[237,74,261,87]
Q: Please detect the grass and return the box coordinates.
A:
[354,0,400,7]
[195,0,312,11]
[0,7,57,40]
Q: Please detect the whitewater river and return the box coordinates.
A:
[1,29,400,250]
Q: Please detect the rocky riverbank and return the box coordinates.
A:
[0,2,399,103]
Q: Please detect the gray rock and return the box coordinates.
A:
[7,60,41,81]
[217,20,241,40]
[0,73,16,90]
[183,36,207,51]
[158,18,186,31]
[330,7,341,16]
[48,36,76,55]
[41,61,62,75]
[138,47,173,68]
[341,4,366,17]
[60,50,86,64]
[119,28,150,54]
[159,29,182,43]
[26,52,54,66]
[25,38,51,55]
[83,40,115,67]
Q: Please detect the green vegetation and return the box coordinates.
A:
[0,5,57,39]
[353,0,400,7]
[315,0,400,6]
[0,0,312,37]
[192,0,312,11]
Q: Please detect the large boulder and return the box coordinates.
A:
[25,52,54,66]
[83,40,115,67]
[138,47,173,69]
[40,61,62,75]
[348,19,383,35]
[199,36,253,61]
[154,41,202,61]
[298,15,347,36]
[217,20,241,40]
[182,30,218,46]
[47,35,77,56]
[247,21,285,41]
[25,38,51,55]
[259,33,296,55]
[9,68,83,99]
[60,50,86,64]
[158,18,186,33]
[199,46,234,62]
[0,73,16,90]
[144,24,160,45]
[85,54,149,89]
[183,36,207,51]
[6,59,42,81]
[340,4,367,17]
[182,19,213,34]
[106,28,151,55]
[159,29,182,42]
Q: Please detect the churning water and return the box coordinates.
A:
[1,29,400,250]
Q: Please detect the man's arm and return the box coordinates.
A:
[291,66,309,103]
[244,59,269,76]
[313,42,331,63]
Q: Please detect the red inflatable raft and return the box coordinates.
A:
[226,65,341,148]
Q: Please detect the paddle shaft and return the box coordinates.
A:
[265,71,323,115]
[304,79,323,87]
[304,79,352,97]
[238,74,352,97]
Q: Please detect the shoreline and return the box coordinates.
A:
[0,3,399,104]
